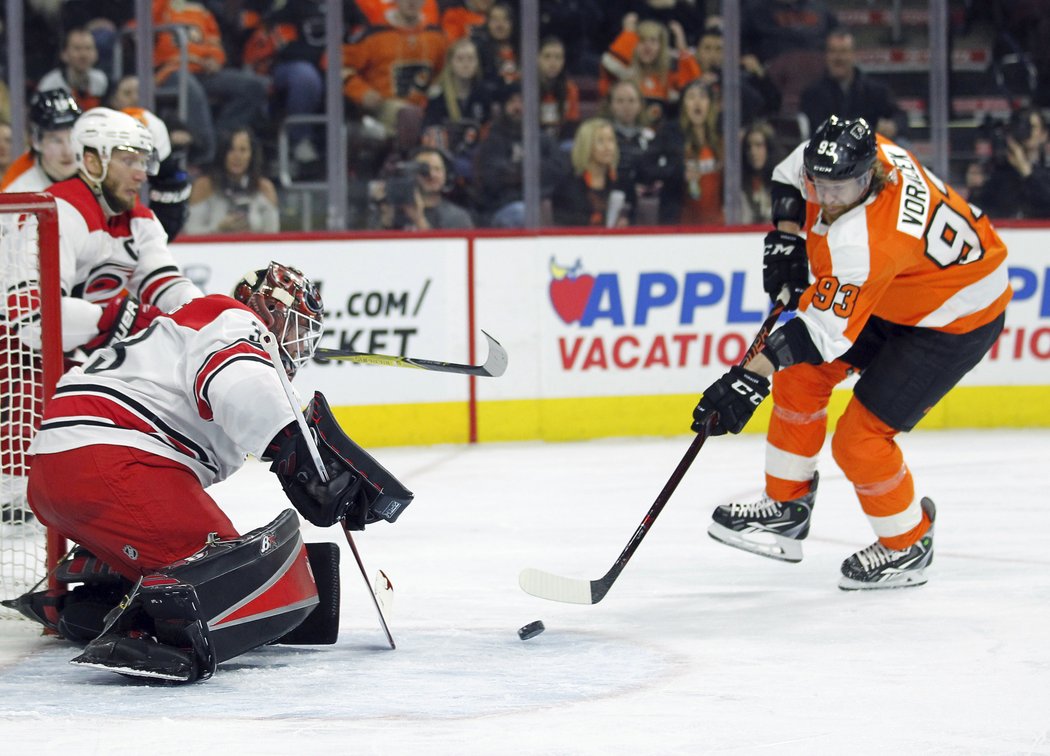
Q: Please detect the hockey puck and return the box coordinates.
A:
[518,620,545,640]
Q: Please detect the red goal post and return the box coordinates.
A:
[0,192,66,619]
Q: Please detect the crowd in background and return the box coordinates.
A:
[0,0,1048,234]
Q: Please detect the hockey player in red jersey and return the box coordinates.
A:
[2,107,202,522]
[18,262,412,682]
[692,116,1010,590]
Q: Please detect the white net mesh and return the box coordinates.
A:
[0,210,49,618]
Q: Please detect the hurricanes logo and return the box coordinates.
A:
[123,544,139,560]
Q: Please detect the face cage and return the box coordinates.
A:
[278,308,324,377]
[801,167,873,209]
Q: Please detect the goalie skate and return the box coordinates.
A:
[839,498,935,591]
[707,474,818,563]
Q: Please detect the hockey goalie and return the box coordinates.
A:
[9,261,413,682]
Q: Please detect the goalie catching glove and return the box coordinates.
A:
[264,391,414,529]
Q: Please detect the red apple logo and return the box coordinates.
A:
[549,257,595,324]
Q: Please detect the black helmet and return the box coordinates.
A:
[29,89,82,133]
[803,115,876,181]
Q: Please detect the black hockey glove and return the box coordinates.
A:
[265,424,367,528]
[691,366,770,436]
[762,230,809,311]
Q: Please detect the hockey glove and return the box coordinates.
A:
[84,295,163,353]
[762,230,809,311]
[266,424,366,528]
[691,366,770,436]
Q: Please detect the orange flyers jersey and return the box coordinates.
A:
[357,0,439,27]
[341,23,447,107]
[772,135,1011,362]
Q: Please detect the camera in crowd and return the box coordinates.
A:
[987,111,1034,162]
[382,160,431,206]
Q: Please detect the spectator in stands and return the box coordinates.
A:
[367,147,474,230]
[36,27,108,112]
[241,1,327,175]
[0,122,12,178]
[799,30,907,140]
[471,82,560,227]
[695,27,781,125]
[425,37,492,131]
[740,120,777,224]
[441,0,493,43]
[741,0,839,63]
[641,79,723,225]
[974,107,1050,219]
[423,37,491,200]
[603,79,655,190]
[339,0,447,136]
[185,128,280,235]
[57,3,132,78]
[539,0,605,75]
[599,15,701,127]
[551,118,634,228]
[620,0,708,48]
[538,36,580,146]
[153,0,270,168]
[1,90,81,192]
[472,2,520,93]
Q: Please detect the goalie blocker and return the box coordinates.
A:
[265,391,414,530]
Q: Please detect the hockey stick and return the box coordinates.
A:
[315,330,508,377]
[261,333,396,648]
[518,295,789,605]
[341,526,396,649]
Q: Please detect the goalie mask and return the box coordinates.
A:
[234,262,324,379]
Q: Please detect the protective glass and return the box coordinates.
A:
[801,167,872,209]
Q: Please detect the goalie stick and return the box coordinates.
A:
[261,333,396,648]
[518,294,789,605]
[315,330,508,377]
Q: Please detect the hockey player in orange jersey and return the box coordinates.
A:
[692,116,1010,590]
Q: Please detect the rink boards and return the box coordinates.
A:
[172,227,1050,446]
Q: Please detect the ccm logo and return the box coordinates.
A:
[765,243,797,256]
[731,380,763,406]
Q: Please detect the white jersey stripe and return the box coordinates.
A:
[916,259,1011,328]
[765,443,819,482]
[867,497,924,538]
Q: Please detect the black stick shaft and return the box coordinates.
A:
[342,525,396,649]
[588,300,787,603]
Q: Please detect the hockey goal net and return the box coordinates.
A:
[0,193,64,620]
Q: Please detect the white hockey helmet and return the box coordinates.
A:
[71,107,160,183]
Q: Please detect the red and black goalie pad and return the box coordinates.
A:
[163,508,320,664]
[306,391,414,529]
[74,510,322,681]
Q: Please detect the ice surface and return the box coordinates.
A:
[2,430,1049,754]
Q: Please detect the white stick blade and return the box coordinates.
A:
[518,568,593,604]
[373,569,394,615]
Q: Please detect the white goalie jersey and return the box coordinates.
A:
[29,295,298,486]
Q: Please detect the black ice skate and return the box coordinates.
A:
[838,498,935,591]
[707,474,818,563]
